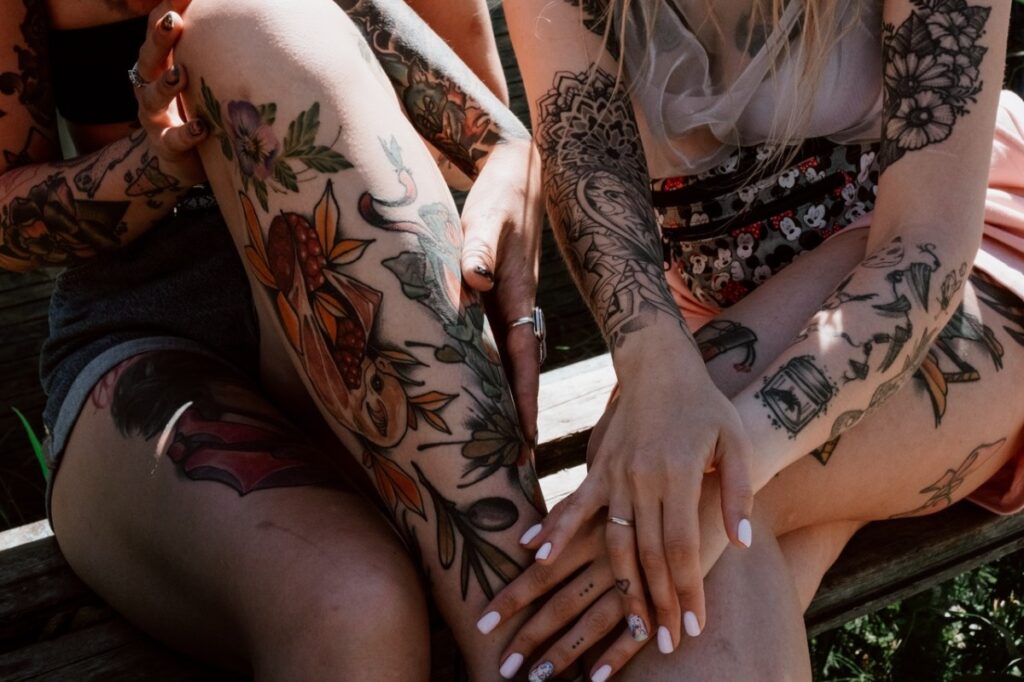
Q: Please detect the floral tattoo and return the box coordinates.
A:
[200,80,353,211]
[879,0,991,172]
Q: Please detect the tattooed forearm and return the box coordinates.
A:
[0,130,192,271]
[0,0,57,168]
[879,0,991,173]
[337,0,528,178]
[890,438,1006,518]
[537,68,686,349]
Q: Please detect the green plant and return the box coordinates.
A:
[12,407,47,480]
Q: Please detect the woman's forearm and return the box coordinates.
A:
[338,0,528,180]
[0,130,196,272]
[734,233,978,488]
[535,63,698,365]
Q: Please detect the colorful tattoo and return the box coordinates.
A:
[0,172,129,267]
[108,354,333,494]
[413,463,521,599]
[890,438,1006,518]
[879,0,991,172]
[535,67,687,350]
[200,81,352,211]
[695,320,758,373]
[339,0,513,178]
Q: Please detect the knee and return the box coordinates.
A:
[248,546,430,673]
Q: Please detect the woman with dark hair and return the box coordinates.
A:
[479,1,1024,679]
[1,0,554,677]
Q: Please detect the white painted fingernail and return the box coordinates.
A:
[520,523,543,545]
[477,611,501,635]
[657,625,674,654]
[592,664,613,682]
[529,660,555,682]
[500,652,524,679]
[626,613,649,641]
[535,542,552,561]
[684,611,702,637]
[738,518,753,548]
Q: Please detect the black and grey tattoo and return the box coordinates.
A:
[757,355,837,437]
[536,68,686,349]
[0,0,56,167]
[565,0,621,61]
[890,438,1006,518]
[972,270,1024,348]
[879,0,991,172]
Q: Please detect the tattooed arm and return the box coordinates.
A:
[502,0,755,659]
[733,0,1012,489]
[338,0,529,180]
[0,0,206,272]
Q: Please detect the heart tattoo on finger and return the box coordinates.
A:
[615,578,630,594]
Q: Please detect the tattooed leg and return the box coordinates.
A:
[50,351,430,679]
[172,1,540,673]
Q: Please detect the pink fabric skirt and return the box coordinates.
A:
[659,90,1024,514]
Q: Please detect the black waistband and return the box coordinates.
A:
[49,17,148,125]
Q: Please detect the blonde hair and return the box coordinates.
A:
[594,0,857,174]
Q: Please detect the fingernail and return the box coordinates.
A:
[519,523,543,545]
[592,664,613,682]
[684,611,702,637]
[188,119,206,137]
[500,652,523,679]
[626,613,649,642]
[528,661,555,682]
[738,518,753,548]
[477,611,501,635]
[535,542,552,561]
[657,625,674,654]
[473,264,494,281]
[165,66,180,86]
[160,12,177,31]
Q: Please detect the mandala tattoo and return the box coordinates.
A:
[890,438,1006,518]
[536,68,686,349]
[879,0,991,172]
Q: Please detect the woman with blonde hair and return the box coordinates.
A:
[479,0,1024,679]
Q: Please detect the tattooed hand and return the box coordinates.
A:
[514,361,755,660]
[461,137,545,446]
[131,0,207,187]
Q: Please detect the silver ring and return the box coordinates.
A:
[508,306,547,365]
[128,61,149,88]
[607,515,635,528]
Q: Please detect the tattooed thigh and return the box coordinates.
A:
[96,352,339,495]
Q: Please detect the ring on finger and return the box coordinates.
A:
[607,515,635,528]
[507,306,547,365]
[128,61,149,88]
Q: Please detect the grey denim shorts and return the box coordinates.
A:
[40,192,260,507]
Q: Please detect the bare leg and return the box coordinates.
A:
[52,353,430,680]
[172,1,541,675]
[619,515,813,682]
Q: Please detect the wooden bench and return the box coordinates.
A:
[2,352,1024,679]
[2,3,1024,679]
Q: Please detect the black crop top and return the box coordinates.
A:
[49,17,148,125]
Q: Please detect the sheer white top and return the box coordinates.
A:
[621,0,884,177]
